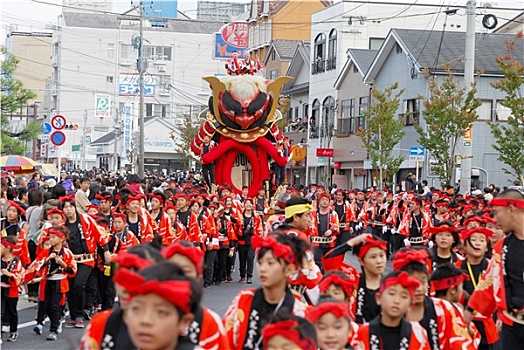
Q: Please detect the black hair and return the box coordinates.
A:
[57,197,76,211]
[139,261,202,315]
[126,243,164,263]
[80,177,90,184]
[2,235,17,248]
[430,220,460,248]
[6,187,15,200]
[50,226,70,241]
[17,187,28,201]
[257,232,309,269]
[430,263,464,297]
[88,183,101,201]
[99,191,112,200]
[28,188,43,207]
[127,174,141,184]
[266,310,317,347]
[51,184,66,200]
[152,190,166,204]
[352,236,387,257]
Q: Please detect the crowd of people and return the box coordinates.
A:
[1,170,523,350]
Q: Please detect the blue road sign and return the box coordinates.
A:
[410,146,425,157]
[50,131,66,146]
[41,122,52,135]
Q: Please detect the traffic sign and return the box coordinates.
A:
[41,122,52,135]
[50,131,66,146]
[409,146,425,161]
[51,115,66,130]
[291,145,306,161]
[38,134,50,140]
[40,143,47,158]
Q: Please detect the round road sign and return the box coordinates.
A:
[50,131,66,146]
[51,115,66,130]
[41,122,52,135]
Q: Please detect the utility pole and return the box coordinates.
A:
[82,109,88,169]
[460,0,475,195]
[32,103,38,160]
[137,1,146,177]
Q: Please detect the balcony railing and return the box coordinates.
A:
[326,57,336,71]
[311,59,325,75]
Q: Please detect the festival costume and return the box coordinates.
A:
[113,228,140,252]
[215,213,237,284]
[398,209,432,243]
[177,209,203,245]
[334,200,356,245]
[237,212,262,280]
[308,208,339,271]
[1,221,30,266]
[1,254,24,333]
[151,209,173,246]
[79,309,134,350]
[187,306,230,350]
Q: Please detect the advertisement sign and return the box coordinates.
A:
[213,22,248,60]
[95,93,111,118]
[123,103,132,160]
[119,74,155,96]
[316,148,334,158]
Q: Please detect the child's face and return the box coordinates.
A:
[257,251,290,289]
[126,293,192,350]
[314,313,351,350]
[266,335,303,350]
[127,200,140,213]
[151,198,161,211]
[435,231,454,250]
[1,243,10,256]
[87,208,99,215]
[42,240,52,250]
[166,209,175,221]
[49,234,63,247]
[325,284,349,304]
[450,283,464,303]
[360,247,386,276]
[409,271,429,305]
[6,207,18,221]
[99,199,111,212]
[486,223,504,244]
[113,218,126,232]
[466,233,488,259]
[168,254,198,279]
[49,213,64,227]
[377,284,412,320]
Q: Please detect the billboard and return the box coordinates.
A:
[213,22,248,60]
[122,103,132,161]
[118,73,156,96]
[95,93,111,118]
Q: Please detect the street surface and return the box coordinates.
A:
[2,251,391,349]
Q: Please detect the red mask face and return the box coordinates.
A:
[217,89,271,130]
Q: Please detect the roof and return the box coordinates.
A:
[334,49,377,89]
[62,12,224,34]
[494,11,524,33]
[251,0,332,18]
[91,132,117,145]
[264,39,304,64]
[282,41,311,93]
[365,28,523,82]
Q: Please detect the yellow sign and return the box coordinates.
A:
[291,145,307,161]
[463,126,472,142]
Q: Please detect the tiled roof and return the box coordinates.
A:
[348,49,378,75]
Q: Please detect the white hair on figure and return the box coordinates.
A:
[220,75,268,101]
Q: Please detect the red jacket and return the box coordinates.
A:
[307,208,339,247]
[352,318,431,350]
[1,255,24,298]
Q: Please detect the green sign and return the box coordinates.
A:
[72,144,80,152]
[85,136,91,144]
[464,142,471,147]
[318,157,327,165]
[95,94,111,118]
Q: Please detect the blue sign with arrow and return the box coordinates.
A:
[409,146,425,161]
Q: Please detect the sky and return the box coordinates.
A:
[1,0,522,39]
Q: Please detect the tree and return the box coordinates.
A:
[169,114,202,170]
[489,32,524,184]
[357,82,406,188]
[1,46,40,155]
[415,66,481,187]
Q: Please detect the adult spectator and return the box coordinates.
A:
[25,188,44,302]
[125,174,143,195]
[75,177,91,214]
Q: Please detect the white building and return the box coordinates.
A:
[306,1,514,186]
[44,11,224,170]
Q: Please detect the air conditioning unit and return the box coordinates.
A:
[158,65,166,72]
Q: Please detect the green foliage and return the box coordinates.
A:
[357,82,406,183]
[1,46,38,155]
[415,66,481,186]
[489,33,524,183]
[170,113,202,170]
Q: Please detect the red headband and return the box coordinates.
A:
[435,201,449,207]
[461,227,493,240]
[7,200,26,217]
[162,244,205,274]
[379,271,420,299]
[318,274,355,298]
[1,239,16,250]
[252,236,295,265]
[319,193,331,200]
[174,194,189,201]
[86,204,100,211]
[59,195,76,203]
[47,208,65,219]
[127,195,140,203]
[489,198,524,209]
[164,204,177,212]
[358,236,387,258]
[481,214,496,225]
[392,249,429,271]
[113,268,192,314]
[431,273,469,291]
[306,302,351,323]
[48,228,66,239]
[428,225,457,236]
[262,320,317,350]
[113,212,127,221]
[112,252,153,270]
[150,194,165,204]
[96,194,112,201]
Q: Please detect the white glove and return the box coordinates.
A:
[427,241,434,249]
[391,228,397,235]
[382,226,387,234]
[403,238,411,248]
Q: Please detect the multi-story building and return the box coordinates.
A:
[44,11,223,170]
[197,1,248,21]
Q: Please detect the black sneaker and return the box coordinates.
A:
[7,332,18,342]
[47,332,57,341]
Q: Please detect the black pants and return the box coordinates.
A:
[204,250,217,286]
[215,248,228,283]
[238,245,255,279]
[202,164,215,187]
[390,233,404,255]
[99,272,116,311]
[1,289,18,332]
[84,267,100,312]
[40,281,62,332]
[312,245,331,273]
[501,322,524,349]
[27,241,39,297]
[336,229,352,246]
[275,165,285,186]
[67,263,92,321]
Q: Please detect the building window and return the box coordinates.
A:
[157,75,171,89]
[310,99,320,139]
[369,37,384,50]
[337,98,354,135]
[326,29,337,71]
[106,76,114,84]
[401,99,420,125]
[107,43,115,59]
[495,100,511,122]
[143,45,172,61]
[271,50,276,61]
[146,103,153,116]
[321,96,336,138]
[357,96,368,130]
[269,69,278,80]
[312,33,326,74]
[476,100,493,121]
[120,44,135,60]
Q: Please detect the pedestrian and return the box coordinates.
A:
[237,198,262,284]
[1,236,24,342]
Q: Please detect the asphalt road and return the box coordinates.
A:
[2,251,391,349]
